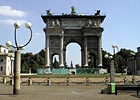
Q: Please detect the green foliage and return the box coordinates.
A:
[88,52,96,68]
[21,49,45,73]
[52,57,59,68]
[102,50,112,72]
[21,61,29,73]
[75,64,80,68]
[33,54,45,67]
[102,48,135,73]
[21,48,135,74]
[115,48,135,73]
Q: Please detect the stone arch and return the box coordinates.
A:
[41,12,105,71]
[64,37,83,49]
[64,42,82,67]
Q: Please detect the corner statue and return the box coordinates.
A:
[71,6,76,15]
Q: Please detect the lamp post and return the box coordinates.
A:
[6,22,32,95]
[104,54,115,83]
[112,44,119,73]
[112,44,119,62]
[104,45,118,83]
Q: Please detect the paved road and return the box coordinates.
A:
[0,84,139,100]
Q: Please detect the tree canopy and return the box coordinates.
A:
[20,48,135,73]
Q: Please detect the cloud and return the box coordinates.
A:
[35,32,43,36]
[0,6,26,17]
[0,19,27,25]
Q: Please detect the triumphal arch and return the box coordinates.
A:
[41,7,106,70]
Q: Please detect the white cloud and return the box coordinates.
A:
[35,32,43,36]
[0,6,26,17]
[0,19,27,25]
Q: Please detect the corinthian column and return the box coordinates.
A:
[59,35,64,67]
[97,36,102,67]
[84,37,88,67]
[45,33,50,67]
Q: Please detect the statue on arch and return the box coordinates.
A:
[71,6,76,15]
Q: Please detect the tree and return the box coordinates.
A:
[38,49,45,58]
[75,64,80,68]
[21,52,34,73]
[33,54,45,68]
[21,51,45,73]
[30,60,40,73]
[21,61,29,73]
[115,55,124,73]
[102,50,112,72]
[115,48,135,73]
[52,57,59,68]
[88,52,96,68]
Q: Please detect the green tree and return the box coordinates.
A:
[75,64,80,68]
[52,57,59,68]
[115,48,135,73]
[33,54,45,68]
[102,50,112,72]
[88,52,96,68]
[21,52,34,73]
[30,60,40,73]
[21,61,29,73]
[38,49,45,58]
[115,55,124,73]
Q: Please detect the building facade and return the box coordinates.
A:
[127,47,140,75]
[0,45,14,76]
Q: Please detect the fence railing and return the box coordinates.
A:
[0,76,140,86]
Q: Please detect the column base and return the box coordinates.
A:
[59,64,64,68]
[45,64,50,68]
[44,67,51,74]
[83,64,88,67]
[97,64,102,67]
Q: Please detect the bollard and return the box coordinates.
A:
[47,77,51,86]
[66,77,70,86]
[105,77,109,85]
[123,77,127,84]
[85,78,90,86]
[132,75,136,84]
[28,78,32,86]
[3,77,7,84]
[10,77,14,85]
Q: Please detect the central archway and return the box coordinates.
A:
[66,43,81,68]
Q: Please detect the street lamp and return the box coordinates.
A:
[112,44,119,56]
[104,54,115,83]
[112,44,119,72]
[6,22,32,95]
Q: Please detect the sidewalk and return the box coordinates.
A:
[0,84,139,100]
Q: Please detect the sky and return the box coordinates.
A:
[0,0,140,66]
